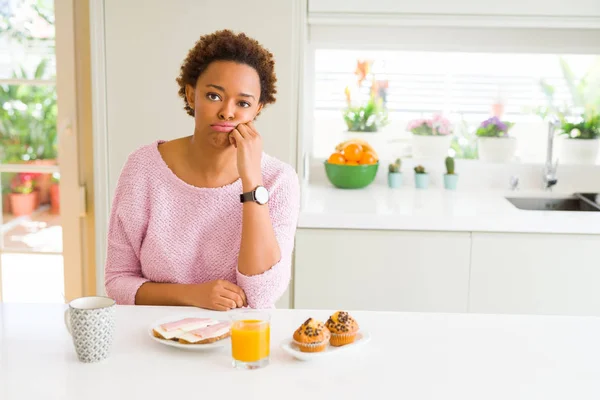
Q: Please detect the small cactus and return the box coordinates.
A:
[388,158,402,173]
[445,156,455,175]
[414,165,426,174]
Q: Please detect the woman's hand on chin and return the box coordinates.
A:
[229,121,263,187]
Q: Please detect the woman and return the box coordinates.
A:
[104,30,300,310]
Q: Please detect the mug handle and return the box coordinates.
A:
[64,308,73,336]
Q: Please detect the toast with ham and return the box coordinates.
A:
[152,318,230,344]
[178,321,232,344]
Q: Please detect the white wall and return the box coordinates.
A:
[93,0,304,302]
[103,0,301,198]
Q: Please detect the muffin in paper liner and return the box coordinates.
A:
[326,311,359,347]
[292,318,330,353]
[292,338,329,353]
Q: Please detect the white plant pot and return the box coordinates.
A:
[411,135,452,159]
[477,137,517,163]
[557,137,600,165]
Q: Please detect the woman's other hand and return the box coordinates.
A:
[189,279,247,311]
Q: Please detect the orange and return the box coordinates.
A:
[345,161,359,166]
[342,143,363,162]
[327,152,346,165]
[359,151,377,165]
[365,150,379,162]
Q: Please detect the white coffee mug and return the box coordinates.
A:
[64,296,116,363]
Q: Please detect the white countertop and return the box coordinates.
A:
[299,183,600,234]
[2,304,600,399]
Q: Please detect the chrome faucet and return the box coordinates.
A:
[543,116,560,190]
[509,175,519,191]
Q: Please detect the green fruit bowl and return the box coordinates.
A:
[324,161,379,189]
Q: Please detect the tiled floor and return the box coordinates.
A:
[2,207,62,253]
[1,208,64,303]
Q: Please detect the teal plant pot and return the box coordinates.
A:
[443,174,459,190]
[415,173,429,189]
[388,172,403,188]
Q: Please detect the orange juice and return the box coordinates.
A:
[231,319,270,362]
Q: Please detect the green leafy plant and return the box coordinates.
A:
[0,58,57,162]
[414,165,427,174]
[445,156,455,175]
[475,117,514,138]
[450,116,478,160]
[559,111,600,139]
[343,96,389,132]
[534,56,600,120]
[388,158,402,173]
[0,1,56,163]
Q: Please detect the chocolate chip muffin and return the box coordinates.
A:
[326,311,359,346]
[293,318,331,353]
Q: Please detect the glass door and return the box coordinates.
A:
[0,0,86,303]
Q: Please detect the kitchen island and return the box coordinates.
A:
[1,303,599,399]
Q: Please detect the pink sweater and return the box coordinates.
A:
[104,140,300,309]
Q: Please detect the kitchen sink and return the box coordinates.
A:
[505,195,600,212]
[578,192,600,206]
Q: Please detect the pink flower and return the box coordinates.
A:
[407,119,425,130]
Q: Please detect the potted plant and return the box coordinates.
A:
[443,156,458,190]
[407,114,453,159]
[50,172,60,214]
[476,116,516,163]
[533,57,600,165]
[388,158,403,188]
[9,173,38,217]
[341,60,389,150]
[343,96,389,133]
[414,165,429,189]
[557,111,600,164]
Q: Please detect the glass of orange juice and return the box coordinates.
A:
[230,310,270,369]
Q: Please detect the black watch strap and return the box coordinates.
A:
[240,185,269,205]
[240,192,256,203]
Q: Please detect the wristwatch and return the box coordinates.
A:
[240,185,269,205]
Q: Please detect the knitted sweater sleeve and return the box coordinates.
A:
[104,153,151,305]
[235,166,300,309]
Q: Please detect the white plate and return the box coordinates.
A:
[280,331,371,361]
[148,315,231,351]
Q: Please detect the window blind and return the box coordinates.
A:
[313,50,592,120]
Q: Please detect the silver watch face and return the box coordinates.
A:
[255,186,269,205]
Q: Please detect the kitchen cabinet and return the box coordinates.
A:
[293,229,471,312]
[309,0,600,18]
[293,228,600,316]
[469,232,600,316]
